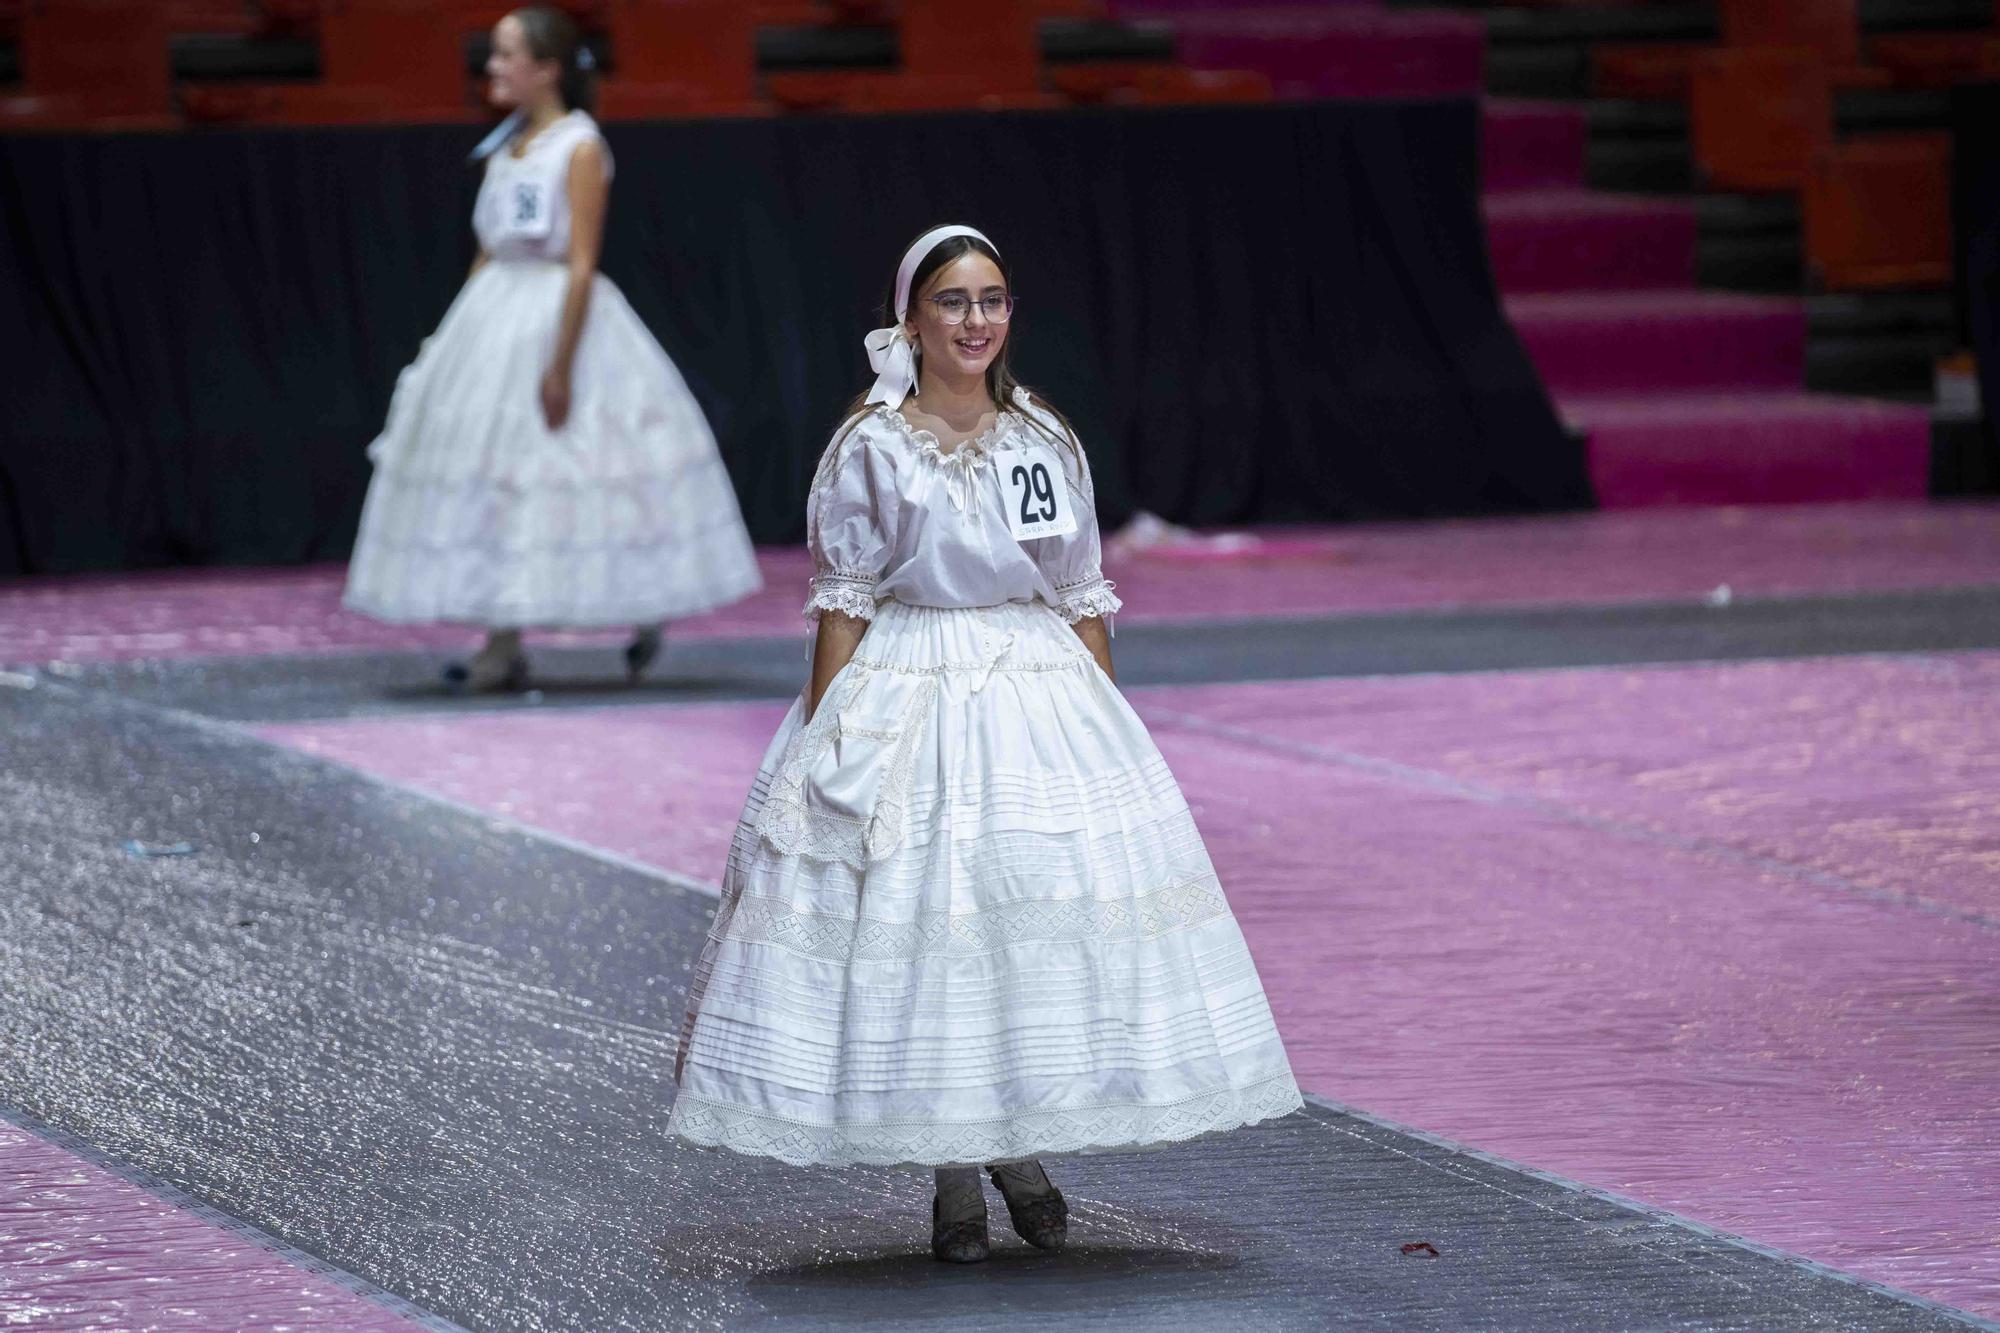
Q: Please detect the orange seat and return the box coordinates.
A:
[1048,61,1171,102]
[768,71,1063,114]
[319,1,472,106]
[764,69,872,110]
[1690,47,1832,191]
[1722,0,1862,67]
[597,0,770,117]
[770,0,1059,113]
[1865,30,2000,89]
[184,0,480,125]
[4,0,177,128]
[1050,62,1270,106]
[751,1,831,21]
[1592,42,1706,100]
[1803,133,1953,290]
[901,0,1040,92]
[839,77,1062,112]
[163,1,261,35]
[1597,0,1896,100]
[1719,0,1893,88]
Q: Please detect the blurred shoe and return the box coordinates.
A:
[624,624,664,685]
[443,632,528,694]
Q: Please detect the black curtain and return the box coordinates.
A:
[1955,84,2000,474]
[0,99,1584,576]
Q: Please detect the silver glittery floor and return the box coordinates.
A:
[2,649,1986,1331]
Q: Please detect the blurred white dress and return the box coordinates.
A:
[345,110,761,628]
[667,394,1301,1167]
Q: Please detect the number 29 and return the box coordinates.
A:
[1013,462,1058,525]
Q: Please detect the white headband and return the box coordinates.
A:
[864,224,999,410]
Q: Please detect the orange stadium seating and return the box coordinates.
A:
[1689,46,1832,192]
[1803,133,1953,290]
[596,1,771,119]
[1,0,177,128]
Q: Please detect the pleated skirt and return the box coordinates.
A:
[344,260,762,629]
[667,598,1302,1167]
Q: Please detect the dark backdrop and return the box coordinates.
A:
[1955,84,2000,473]
[0,99,1585,576]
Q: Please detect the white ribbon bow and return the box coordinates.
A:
[863,224,999,410]
[864,325,919,410]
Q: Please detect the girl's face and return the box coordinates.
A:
[906,251,1011,387]
[486,17,555,110]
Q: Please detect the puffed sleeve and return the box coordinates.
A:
[1032,423,1123,629]
[803,420,898,622]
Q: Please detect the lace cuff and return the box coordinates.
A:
[1055,575,1122,626]
[804,569,881,623]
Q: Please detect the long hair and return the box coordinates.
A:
[836,231,1078,458]
[510,6,595,114]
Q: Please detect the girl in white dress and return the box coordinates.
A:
[344,7,761,690]
[667,226,1301,1262]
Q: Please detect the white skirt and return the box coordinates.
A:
[668,598,1303,1167]
[344,261,762,628]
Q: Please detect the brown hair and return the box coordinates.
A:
[836,230,1079,459]
[509,6,594,113]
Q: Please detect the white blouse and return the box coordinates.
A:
[804,394,1123,626]
[473,110,612,264]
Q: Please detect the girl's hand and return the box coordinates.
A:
[540,366,572,430]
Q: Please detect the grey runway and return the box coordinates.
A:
[1,674,1981,1330]
[42,585,2000,725]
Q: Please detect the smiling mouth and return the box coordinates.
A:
[954,336,991,356]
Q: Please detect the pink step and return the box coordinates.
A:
[1506,290,1806,395]
[1485,190,1697,293]
[1483,99,1587,192]
[1168,7,1487,98]
[1565,391,1934,507]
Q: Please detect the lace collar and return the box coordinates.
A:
[876,405,1022,464]
[875,406,1022,513]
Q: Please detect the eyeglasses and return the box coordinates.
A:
[924,291,1015,326]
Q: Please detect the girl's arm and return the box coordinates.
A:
[541,137,609,429]
[806,610,869,721]
[1071,615,1115,683]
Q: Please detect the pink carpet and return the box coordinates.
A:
[1485,190,1697,293]
[1570,393,1938,508]
[0,1120,416,1331]
[1482,100,1586,194]
[1506,290,1807,395]
[8,503,2000,665]
[260,650,2000,1319]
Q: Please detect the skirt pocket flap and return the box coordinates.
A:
[755,676,935,867]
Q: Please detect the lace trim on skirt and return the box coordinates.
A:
[666,1070,1304,1168]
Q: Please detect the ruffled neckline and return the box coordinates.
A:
[876,405,1022,464]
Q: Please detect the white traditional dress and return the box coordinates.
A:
[668,393,1301,1167]
[344,110,761,628]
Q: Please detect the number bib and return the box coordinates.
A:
[496,177,554,241]
[991,446,1078,543]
